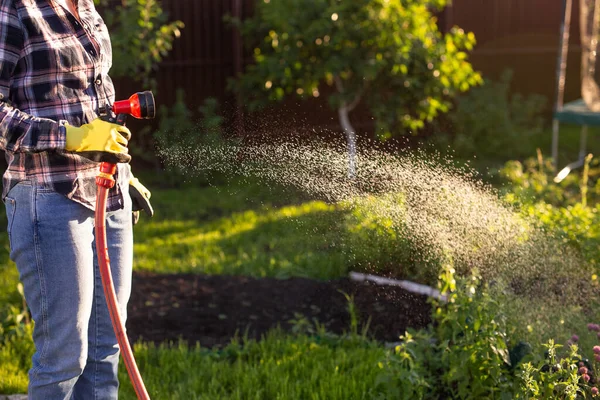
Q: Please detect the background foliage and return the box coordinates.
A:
[231,0,482,138]
[434,70,547,164]
[95,0,184,88]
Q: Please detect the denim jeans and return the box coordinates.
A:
[5,181,133,400]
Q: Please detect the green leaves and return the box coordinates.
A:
[376,266,524,399]
[95,0,184,88]
[435,70,547,164]
[233,0,481,138]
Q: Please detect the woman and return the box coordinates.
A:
[0,0,150,398]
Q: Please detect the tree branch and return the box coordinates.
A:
[347,93,362,112]
[334,75,365,112]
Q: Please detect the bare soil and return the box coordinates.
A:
[126,271,432,348]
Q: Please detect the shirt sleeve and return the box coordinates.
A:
[0,0,66,153]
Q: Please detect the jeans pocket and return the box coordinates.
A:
[4,195,16,247]
[4,181,30,247]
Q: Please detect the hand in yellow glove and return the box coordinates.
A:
[65,118,132,163]
[129,175,153,225]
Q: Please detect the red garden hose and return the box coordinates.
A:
[95,91,155,400]
[95,162,150,400]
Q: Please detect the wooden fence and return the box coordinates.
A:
[113,0,576,135]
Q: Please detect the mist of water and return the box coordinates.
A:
[159,136,595,340]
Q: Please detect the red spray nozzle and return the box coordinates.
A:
[112,91,156,119]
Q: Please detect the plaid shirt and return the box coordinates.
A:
[0,0,129,211]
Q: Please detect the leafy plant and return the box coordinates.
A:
[154,90,225,150]
[198,97,225,146]
[500,151,600,267]
[0,284,30,340]
[374,265,528,399]
[499,149,587,207]
[435,70,547,164]
[0,283,34,390]
[95,0,184,88]
[230,0,481,175]
[152,90,228,185]
[153,88,195,151]
[518,341,586,400]
[515,320,600,400]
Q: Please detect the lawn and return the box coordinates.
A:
[132,180,349,279]
[2,138,600,397]
[118,335,385,400]
[0,175,395,397]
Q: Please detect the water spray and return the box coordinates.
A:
[97,91,155,400]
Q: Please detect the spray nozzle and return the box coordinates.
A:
[112,91,156,119]
[99,91,156,122]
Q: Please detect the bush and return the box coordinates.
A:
[343,193,443,284]
[0,283,34,394]
[499,150,588,207]
[499,152,600,267]
[373,263,600,399]
[153,90,228,186]
[519,341,586,400]
[435,70,547,164]
[374,265,525,399]
[97,0,184,88]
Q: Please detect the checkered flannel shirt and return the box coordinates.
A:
[0,0,129,211]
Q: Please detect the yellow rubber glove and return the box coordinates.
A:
[129,175,153,225]
[65,118,132,163]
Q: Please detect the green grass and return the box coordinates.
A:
[0,325,33,394]
[0,175,393,396]
[118,333,384,400]
[2,162,598,396]
[133,184,349,279]
[1,323,386,398]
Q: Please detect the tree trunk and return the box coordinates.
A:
[334,76,361,179]
[338,105,357,178]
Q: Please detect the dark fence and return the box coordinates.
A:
[113,0,576,135]
[446,0,581,104]
[113,0,244,110]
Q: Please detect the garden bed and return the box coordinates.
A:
[126,271,432,347]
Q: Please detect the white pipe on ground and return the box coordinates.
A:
[348,271,447,302]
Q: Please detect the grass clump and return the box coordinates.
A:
[118,332,383,400]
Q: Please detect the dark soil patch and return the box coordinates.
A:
[127,271,432,348]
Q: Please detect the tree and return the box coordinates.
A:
[232,0,482,176]
[95,0,184,89]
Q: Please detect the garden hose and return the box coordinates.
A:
[95,91,155,400]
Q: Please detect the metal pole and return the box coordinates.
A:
[552,0,573,169]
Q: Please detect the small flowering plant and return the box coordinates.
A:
[374,263,600,399]
[520,324,600,399]
[519,340,583,399]
[374,264,523,399]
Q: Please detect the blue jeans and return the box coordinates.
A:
[5,181,133,400]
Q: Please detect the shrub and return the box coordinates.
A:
[519,341,585,400]
[153,90,228,186]
[500,151,600,267]
[96,0,184,88]
[499,150,587,207]
[374,262,600,399]
[343,193,443,284]
[374,265,526,399]
[435,70,547,164]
